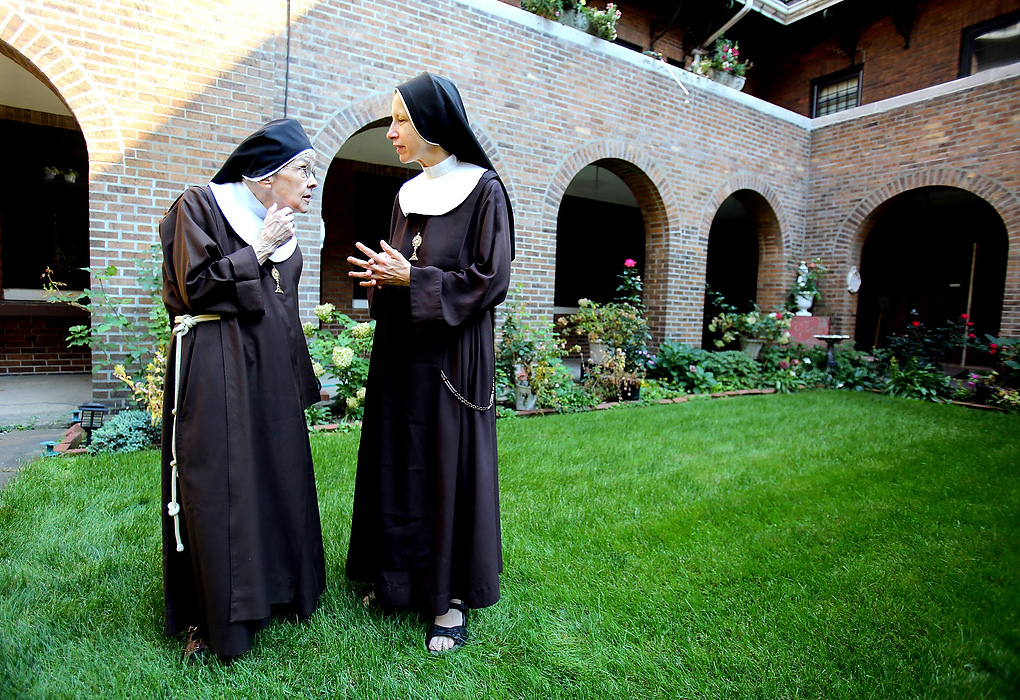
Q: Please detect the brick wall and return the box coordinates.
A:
[807,70,1020,338]
[0,313,90,374]
[1,0,1017,396]
[752,0,1020,116]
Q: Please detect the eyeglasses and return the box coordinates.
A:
[285,164,317,181]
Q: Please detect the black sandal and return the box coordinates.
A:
[182,626,209,662]
[425,601,468,654]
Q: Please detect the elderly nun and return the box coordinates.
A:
[160,118,326,660]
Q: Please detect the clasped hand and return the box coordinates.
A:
[348,241,411,287]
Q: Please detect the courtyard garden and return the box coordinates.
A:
[1,390,1018,698]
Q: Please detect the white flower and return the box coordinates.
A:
[314,303,335,323]
[356,387,367,401]
[804,357,811,364]
[346,395,360,410]
[302,322,315,337]
[332,345,355,369]
[311,362,326,378]
[351,322,373,339]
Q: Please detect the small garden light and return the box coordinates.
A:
[78,403,109,446]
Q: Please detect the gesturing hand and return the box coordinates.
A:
[347,240,411,287]
[254,203,295,264]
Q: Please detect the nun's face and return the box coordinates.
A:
[388,93,446,167]
[262,153,318,214]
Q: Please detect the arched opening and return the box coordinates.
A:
[319,119,419,321]
[701,190,782,348]
[855,186,1008,350]
[0,43,90,374]
[554,163,645,310]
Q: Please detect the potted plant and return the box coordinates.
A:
[787,258,828,316]
[561,259,650,370]
[692,35,752,90]
[586,2,621,41]
[497,293,576,411]
[521,0,562,20]
[708,304,793,360]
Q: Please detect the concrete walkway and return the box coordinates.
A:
[0,373,93,489]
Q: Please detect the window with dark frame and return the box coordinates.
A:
[810,65,863,118]
[959,10,1020,78]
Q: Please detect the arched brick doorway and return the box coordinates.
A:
[853,186,1008,350]
[701,189,785,348]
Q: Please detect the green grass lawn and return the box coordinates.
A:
[1,391,1018,699]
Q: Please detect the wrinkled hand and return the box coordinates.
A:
[347,240,411,287]
[254,203,295,264]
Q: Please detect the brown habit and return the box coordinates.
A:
[160,186,325,657]
[346,172,511,615]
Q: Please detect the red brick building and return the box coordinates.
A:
[1,0,1017,400]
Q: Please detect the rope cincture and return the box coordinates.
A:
[168,314,221,553]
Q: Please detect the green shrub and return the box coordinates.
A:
[648,341,720,393]
[883,357,951,403]
[88,410,159,454]
[701,350,762,390]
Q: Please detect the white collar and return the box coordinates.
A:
[398,155,487,216]
[207,181,296,263]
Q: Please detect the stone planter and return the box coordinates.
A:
[740,337,766,360]
[558,9,592,32]
[588,341,610,365]
[707,68,746,91]
[794,293,814,316]
[515,384,537,411]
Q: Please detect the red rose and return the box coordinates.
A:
[991,349,998,355]
[969,333,976,339]
[960,313,969,320]
[912,321,921,327]
[990,343,998,349]
[775,313,782,319]
[966,322,974,326]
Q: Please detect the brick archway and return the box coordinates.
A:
[701,174,794,313]
[542,142,678,342]
[834,169,1020,336]
[0,7,123,160]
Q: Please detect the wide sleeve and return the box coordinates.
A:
[408,179,512,328]
[161,187,264,315]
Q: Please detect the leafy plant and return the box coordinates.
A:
[520,0,562,19]
[883,356,951,402]
[702,350,763,391]
[561,260,651,375]
[304,404,334,430]
[709,303,793,347]
[496,291,576,409]
[648,341,720,393]
[303,304,374,421]
[982,334,1020,389]
[887,311,974,370]
[584,347,643,402]
[88,409,160,454]
[587,2,621,41]
[43,244,170,383]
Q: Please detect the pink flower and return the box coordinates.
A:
[990,343,998,349]
[778,360,789,369]
[969,333,976,339]
[808,262,815,268]
[624,259,636,268]
[966,321,974,326]
[775,313,782,319]
[960,313,969,320]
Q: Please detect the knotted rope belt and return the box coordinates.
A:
[167,313,221,552]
